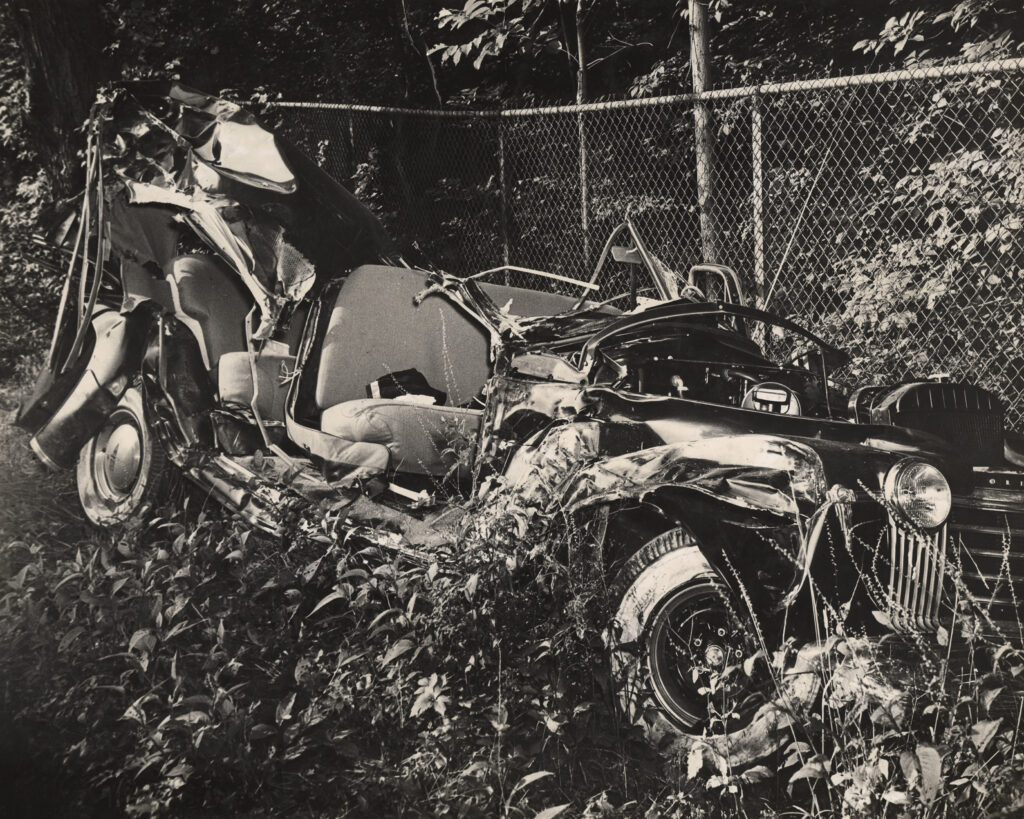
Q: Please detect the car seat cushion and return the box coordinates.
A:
[286,414,392,480]
[321,399,482,477]
[319,400,394,446]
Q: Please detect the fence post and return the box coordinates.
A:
[346,110,356,179]
[575,0,591,274]
[578,109,591,273]
[751,92,765,306]
[498,119,511,282]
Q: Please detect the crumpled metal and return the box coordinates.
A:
[88,81,396,337]
[560,434,829,518]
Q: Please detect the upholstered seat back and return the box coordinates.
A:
[310,265,600,477]
[315,265,585,412]
[315,266,489,410]
[164,255,251,370]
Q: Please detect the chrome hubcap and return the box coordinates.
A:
[704,644,726,667]
[102,423,142,494]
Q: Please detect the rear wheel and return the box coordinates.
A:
[76,387,171,527]
[608,526,820,769]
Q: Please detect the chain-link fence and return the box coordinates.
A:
[273,58,1024,426]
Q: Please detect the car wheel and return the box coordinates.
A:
[76,387,171,527]
[608,526,822,770]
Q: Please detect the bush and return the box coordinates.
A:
[0,30,63,379]
[0,465,671,815]
[4,433,1024,817]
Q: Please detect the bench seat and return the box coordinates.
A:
[312,265,590,478]
[321,399,481,478]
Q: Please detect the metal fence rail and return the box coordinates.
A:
[272,59,1024,426]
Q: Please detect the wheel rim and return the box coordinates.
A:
[646,583,759,729]
[91,411,144,502]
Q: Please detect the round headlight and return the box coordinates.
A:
[883,460,951,529]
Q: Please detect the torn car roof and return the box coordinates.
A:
[89,81,400,336]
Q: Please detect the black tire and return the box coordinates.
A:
[76,387,172,527]
[608,526,822,769]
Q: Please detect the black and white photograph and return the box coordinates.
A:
[3,1,1024,815]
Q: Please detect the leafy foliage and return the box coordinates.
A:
[4,421,1024,815]
[432,0,563,72]
[0,18,62,378]
[804,70,1024,395]
[0,446,666,815]
[853,1,1024,64]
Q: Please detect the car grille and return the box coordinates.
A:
[887,517,946,631]
[947,496,1024,639]
[888,384,1004,466]
[880,475,1024,642]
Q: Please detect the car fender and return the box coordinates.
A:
[22,308,146,469]
[559,433,829,520]
[559,435,864,619]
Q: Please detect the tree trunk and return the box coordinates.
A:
[689,0,718,263]
[11,0,111,198]
[575,0,588,105]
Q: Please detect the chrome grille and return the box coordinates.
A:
[887,383,1005,466]
[887,517,947,631]
[948,496,1024,636]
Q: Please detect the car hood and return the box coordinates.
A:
[588,387,974,494]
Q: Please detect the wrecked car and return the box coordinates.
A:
[17,81,1024,766]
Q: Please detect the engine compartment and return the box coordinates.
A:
[590,321,834,418]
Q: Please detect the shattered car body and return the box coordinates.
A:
[17,82,1024,766]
